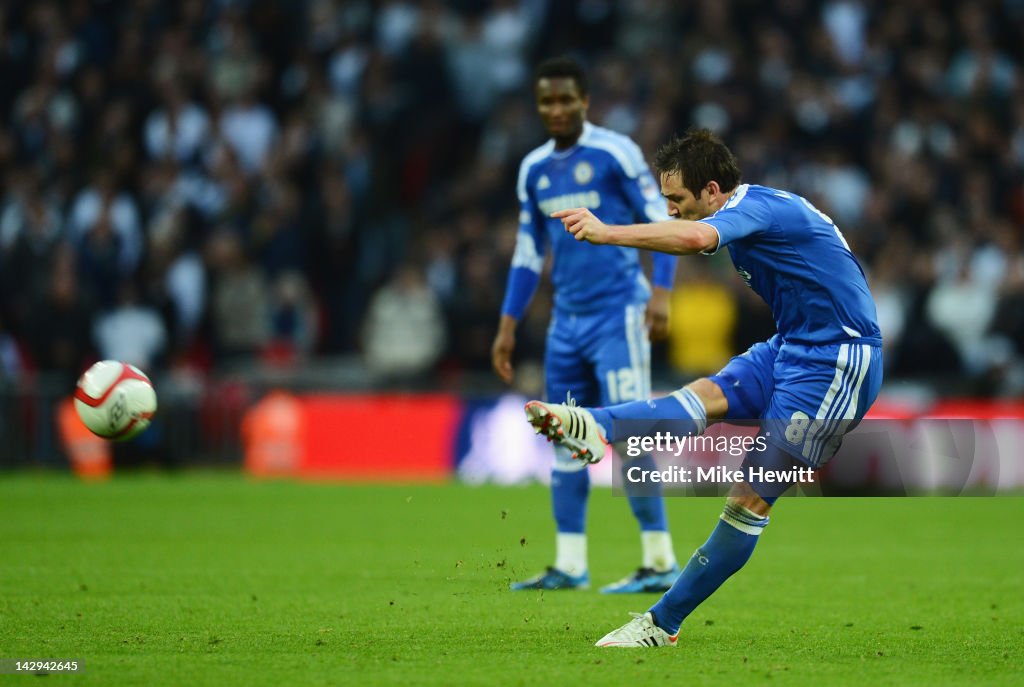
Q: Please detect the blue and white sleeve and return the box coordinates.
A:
[500,167,547,320]
[698,185,771,254]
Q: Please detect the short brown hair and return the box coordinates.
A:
[654,129,741,197]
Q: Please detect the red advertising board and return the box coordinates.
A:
[298,393,461,480]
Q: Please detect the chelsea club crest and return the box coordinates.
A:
[573,161,593,185]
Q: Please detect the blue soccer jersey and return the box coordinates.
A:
[501,122,675,319]
[699,184,881,346]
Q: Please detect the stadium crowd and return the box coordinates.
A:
[1,0,1022,396]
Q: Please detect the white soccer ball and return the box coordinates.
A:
[74,361,158,440]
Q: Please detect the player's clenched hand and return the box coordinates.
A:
[646,287,671,342]
[491,317,517,384]
[551,208,610,244]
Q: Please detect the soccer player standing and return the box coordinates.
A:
[493,57,682,593]
[528,128,883,644]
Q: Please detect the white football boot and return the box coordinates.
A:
[524,397,609,464]
[594,612,679,648]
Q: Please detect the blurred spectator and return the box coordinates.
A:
[69,170,142,278]
[251,180,305,277]
[206,230,270,362]
[268,271,319,362]
[207,17,265,103]
[25,247,95,385]
[144,79,211,165]
[926,261,1002,377]
[449,242,505,373]
[216,89,278,175]
[145,208,206,349]
[93,280,168,371]
[0,175,65,326]
[375,0,420,58]
[362,263,446,382]
[0,315,24,381]
[666,264,737,377]
[946,6,1017,99]
[796,149,871,227]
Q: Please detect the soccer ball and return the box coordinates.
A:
[74,361,158,440]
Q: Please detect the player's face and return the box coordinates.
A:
[660,171,710,220]
[535,77,588,141]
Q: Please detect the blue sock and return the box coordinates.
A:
[590,387,707,442]
[551,461,589,534]
[649,502,769,634]
[620,452,668,531]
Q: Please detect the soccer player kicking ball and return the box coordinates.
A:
[526,128,883,647]
[494,57,683,594]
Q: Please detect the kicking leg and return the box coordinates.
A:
[595,429,812,645]
[646,481,773,635]
[593,479,776,647]
[525,377,727,458]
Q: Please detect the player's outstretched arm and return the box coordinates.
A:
[552,208,719,255]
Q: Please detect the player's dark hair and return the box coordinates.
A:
[534,56,588,96]
[655,128,742,197]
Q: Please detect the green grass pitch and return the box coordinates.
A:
[1,474,1021,686]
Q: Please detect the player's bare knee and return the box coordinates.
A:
[726,482,772,516]
[686,378,728,421]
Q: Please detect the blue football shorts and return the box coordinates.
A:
[545,302,650,408]
[711,336,883,469]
